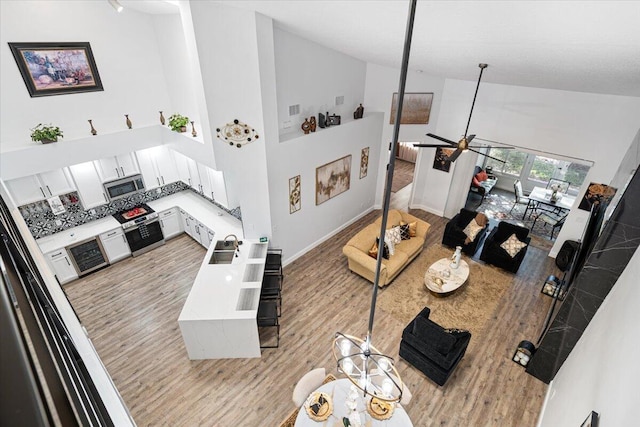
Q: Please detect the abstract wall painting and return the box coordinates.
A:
[316,155,351,205]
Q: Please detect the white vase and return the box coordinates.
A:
[451,246,462,269]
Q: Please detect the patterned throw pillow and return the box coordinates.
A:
[400,220,417,237]
[386,226,402,244]
[500,233,527,257]
[399,224,411,240]
[369,239,390,259]
[463,218,484,242]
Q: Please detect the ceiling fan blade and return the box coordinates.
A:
[447,148,463,162]
[467,148,506,163]
[468,146,514,150]
[413,143,454,148]
[426,133,457,146]
[466,134,476,144]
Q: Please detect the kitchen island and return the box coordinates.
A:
[178,238,269,359]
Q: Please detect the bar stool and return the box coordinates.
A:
[261,273,282,316]
[265,248,283,277]
[257,299,280,349]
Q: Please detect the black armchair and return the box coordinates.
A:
[479,221,531,273]
[399,307,471,386]
[442,208,488,256]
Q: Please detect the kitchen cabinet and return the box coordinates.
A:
[95,153,139,182]
[6,168,75,206]
[45,248,78,285]
[69,162,109,209]
[194,221,213,248]
[99,228,131,263]
[136,146,179,190]
[159,208,183,240]
[180,209,196,239]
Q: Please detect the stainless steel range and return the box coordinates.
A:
[113,204,165,257]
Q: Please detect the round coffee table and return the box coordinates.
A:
[424,258,469,296]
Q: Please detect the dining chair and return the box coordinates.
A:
[509,180,533,217]
[547,178,571,193]
[292,368,327,407]
[532,211,568,240]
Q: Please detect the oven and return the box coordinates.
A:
[123,216,165,257]
[66,237,109,276]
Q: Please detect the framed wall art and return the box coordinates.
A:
[389,92,433,125]
[289,175,301,214]
[580,411,598,427]
[578,182,617,211]
[316,155,351,205]
[432,147,453,173]
[360,147,370,179]
[8,42,104,97]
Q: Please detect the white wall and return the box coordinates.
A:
[538,246,640,427]
[0,1,171,151]
[363,63,446,208]
[274,27,367,138]
[415,78,640,254]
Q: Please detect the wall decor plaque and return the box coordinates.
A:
[360,147,370,179]
[316,155,351,205]
[389,92,433,125]
[289,175,301,214]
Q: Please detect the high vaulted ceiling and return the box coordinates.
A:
[124,0,640,97]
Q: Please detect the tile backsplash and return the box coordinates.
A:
[19,181,242,240]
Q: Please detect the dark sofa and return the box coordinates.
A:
[479,221,531,273]
[399,307,471,386]
[442,208,488,256]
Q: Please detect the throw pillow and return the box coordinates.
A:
[368,241,379,259]
[386,226,402,244]
[400,220,417,237]
[399,224,411,240]
[383,235,395,256]
[463,218,484,243]
[476,171,489,181]
[371,238,390,259]
[500,233,527,257]
[472,176,481,187]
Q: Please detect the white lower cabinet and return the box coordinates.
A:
[45,249,78,285]
[99,228,131,263]
[179,209,214,249]
[159,208,182,240]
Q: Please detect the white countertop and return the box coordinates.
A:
[37,216,121,254]
[178,238,268,322]
[147,192,243,238]
[37,190,243,254]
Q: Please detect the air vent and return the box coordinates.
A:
[243,264,262,282]
[249,243,268,259]
[335,96,344,106]
[289,104,300,116]
[236,288,259,310]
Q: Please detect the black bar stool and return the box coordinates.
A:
[257,299,280,349]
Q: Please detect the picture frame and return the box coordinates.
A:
[316,155,351,205]
[578,182,617,211]
[580,411,598,427]
[389,92,433,125]
[360,147,370,179]
[8,42,104,97]
[289,175,301,214]
[432,147,453,173]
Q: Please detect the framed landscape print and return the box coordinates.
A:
[389,92,433,124]
[316,155,351,205]
[289,175,301,214]
[360,147,370,179]
[8,42,104,97]
[578,182,617,211]
[432,147,453,173]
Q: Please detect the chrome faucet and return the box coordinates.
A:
[223,234,240,255]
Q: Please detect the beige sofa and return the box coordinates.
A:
[343,210,431,287]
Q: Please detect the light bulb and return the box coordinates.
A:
[378,357,390,371]
[340,339,351,356]
[342,357,354,374]
[382,378,394,395]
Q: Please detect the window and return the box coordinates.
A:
[528,155,560,186]
[485,148,526,177]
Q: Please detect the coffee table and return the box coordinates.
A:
[424,258,469,296]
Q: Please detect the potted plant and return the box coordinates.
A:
[168,113,189,133]
[30,123,63,144]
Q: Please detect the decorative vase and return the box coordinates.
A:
[354,103,364,119]
[301,118,311,134]
[450,246,462,269]
[179,126,187,133]
[550,190,559,202]
[125,114,132,129]
[191,121,197,137]
[159,111,165,125]
[88,119,97,135]
[318,112,326,129]
[309,116,317,132]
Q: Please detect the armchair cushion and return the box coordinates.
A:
[500,233,528,257]
[413,316,456,354]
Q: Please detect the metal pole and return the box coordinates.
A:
[367,0,417,340]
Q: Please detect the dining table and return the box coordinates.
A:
[294,378,413,427]
[523,186,576,220]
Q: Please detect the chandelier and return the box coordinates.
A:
[332,0,417,405]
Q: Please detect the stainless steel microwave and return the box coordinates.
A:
[103,174,145,202]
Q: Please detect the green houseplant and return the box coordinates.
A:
[30,123,63,144]
[168,113,189,132]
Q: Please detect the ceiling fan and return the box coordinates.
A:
[413,63,512,163]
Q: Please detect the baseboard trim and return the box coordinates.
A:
[283,207,375,267]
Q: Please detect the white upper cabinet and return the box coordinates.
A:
[136,146,179,190]
[69,162,109,209]
[6,168,76,206]
[207,169,230,208]
[95,153,139,182]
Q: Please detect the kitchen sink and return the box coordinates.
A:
[214,240,236,251]
[208,250,235,264]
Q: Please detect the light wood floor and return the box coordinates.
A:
[64,210,554,427]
